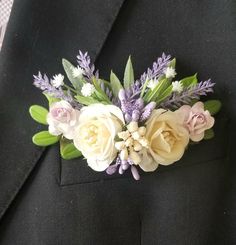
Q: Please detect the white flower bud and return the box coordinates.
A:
[115,141,125,150]
[138,126,146,136]
[132,131,140,140]
[81,83,95,97]
[51,74,64,88]
[147,79,158,90]
[127,121,138,133]
[118,130,130,140]
[133,141,143,151]
[172,81,183,93]
[164,67,177,78]
[139,138,149,148]
[125,137,133,147]
[72,66,84,78]
[120,148,128,160]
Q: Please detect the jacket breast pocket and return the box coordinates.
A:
[59,116,229,186]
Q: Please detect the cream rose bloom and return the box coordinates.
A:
[177,102,215,142]
[73,104,125,171]
[139,109,189,172]
[47,100,80,140]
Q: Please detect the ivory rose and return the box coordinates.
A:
[177,102,215,142]
[73,104,125,171]
[139,109,189,171]
[47,100,80,140]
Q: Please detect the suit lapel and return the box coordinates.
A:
[0,0,125,219]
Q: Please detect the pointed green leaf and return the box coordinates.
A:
[156,85,173,104]
[180,73,198,88]
[204,128,215,140]
[204,100,222,115]
[62,58,84,90]
[75,95,101,105]
[123,56,134,89]
[144,78,170,102]
[168,58,176,68]
[29,105,48,125]
[43,93,60,106]
[110,71,123,97]
[97,79,111,88]
[60,141,82,160]
[140,78,150,98]
[92,77,111,104]
[32,131,60,146]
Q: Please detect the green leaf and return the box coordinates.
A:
[168,58,176,68]
[123,56,134,89]
[62,58,84,90]
[75,95,101,105]
[204,128,215,140]
[180,73,198,88]
[29,105,48,125]
[92,77,111,104]
[144,78,170,102]
[32,131,60,146]
[110,71,123,97]
[60,141,82,160]
[43,93,60,106]
[97,79,111,89]
[156,85,173,104]
[204,100,222,115]
[140,78,150,98]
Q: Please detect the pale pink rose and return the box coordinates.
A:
[47,100,80,140]
[177,101,215,142]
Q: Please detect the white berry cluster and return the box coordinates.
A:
[115,121,149,165]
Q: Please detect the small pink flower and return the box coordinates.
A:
[47,100,80,140]
[177,102,215,142]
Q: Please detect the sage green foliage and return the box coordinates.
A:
[140,78,150,98]
[110,71,123,96]
[180,74,198,88]
[97,79,112,89]
[168,58,176,68]
[62,58,85,90]
[29,105,48,125]
[32,131,60,146]
[144,78,171,103]
[60,140,82,160]
[92,77,112,104]
[75,95,102,105]
[141,58,177,103]
[124,56,134,89]
[204,100,222,115]
[204,128,215,140]
[155,85,173,104]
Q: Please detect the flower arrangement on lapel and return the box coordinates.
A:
[29,51,221,180]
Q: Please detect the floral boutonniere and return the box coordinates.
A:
[29,51,221,180]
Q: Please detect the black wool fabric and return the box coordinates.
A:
[0,0,235,244]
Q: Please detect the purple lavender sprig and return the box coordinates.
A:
[33,72,81,108]
[77,51,99,80]
[139,53,171,84]
[106,156,140,180]
[161,79,215,109]
[118,89,156,123]
[77,51,114,101]
[122,53,172,100]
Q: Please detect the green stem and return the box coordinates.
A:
[63,84,77,93]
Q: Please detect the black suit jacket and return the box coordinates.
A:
[0,0,235,244]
